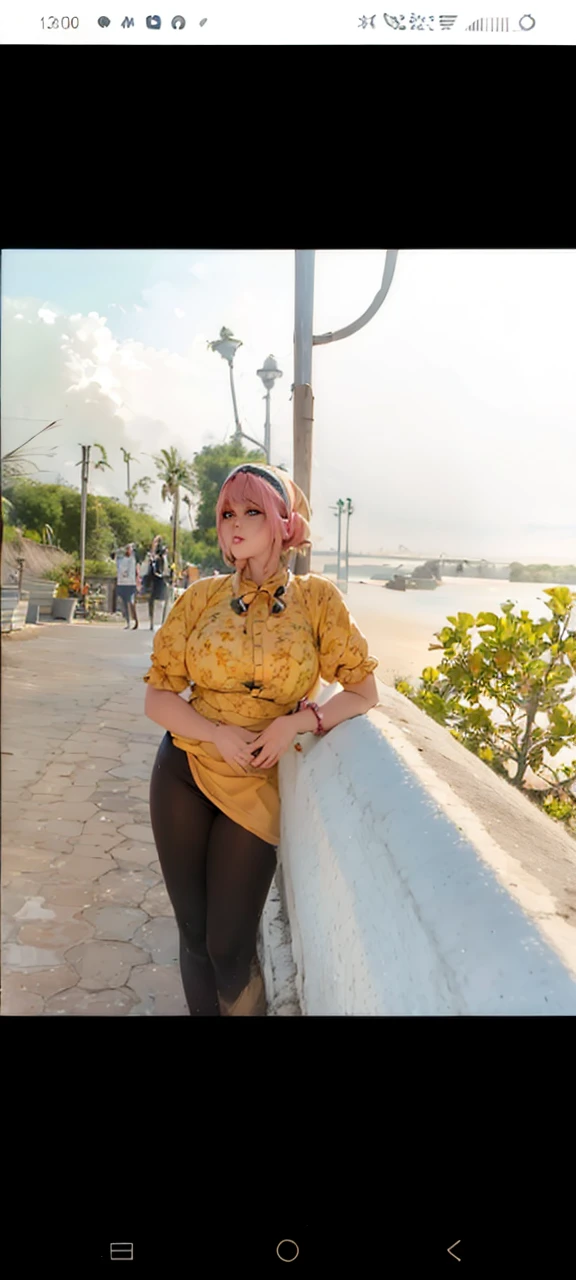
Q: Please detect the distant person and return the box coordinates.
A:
[147,536,170,630]
[115,544,139,630]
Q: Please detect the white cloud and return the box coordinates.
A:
[38,307,57,325]
[174,308,186,319]
[14,313,24,320]
[188,262,209,279]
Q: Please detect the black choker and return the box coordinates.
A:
[231,585,286,616]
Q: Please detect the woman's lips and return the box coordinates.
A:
[232,536,244,544]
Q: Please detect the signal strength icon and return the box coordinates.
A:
[466,16,509,29]
[439,15,457,27]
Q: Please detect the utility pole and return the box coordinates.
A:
[344,497,354,591]
[330,499,345,589]
[293,252,315,575]
[293,250,398,576]
[79,445,90,595]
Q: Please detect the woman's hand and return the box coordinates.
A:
[213,724,259,772]
[248,716,299,769]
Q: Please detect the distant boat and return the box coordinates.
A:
[385,571,439,592]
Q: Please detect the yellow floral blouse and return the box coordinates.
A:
[143,566,378,845]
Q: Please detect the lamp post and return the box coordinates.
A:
[256,354,283,463]
[209,326,268,458]
[331,498,345,590]
[293,249,399,575]
[208,327,244,445]
[344,497,354,590]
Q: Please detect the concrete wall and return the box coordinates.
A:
[275,680,576,1015]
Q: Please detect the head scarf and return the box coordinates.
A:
[223,463,311,548]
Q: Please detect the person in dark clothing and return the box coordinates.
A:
[147,537,170,630]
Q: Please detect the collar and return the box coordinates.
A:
[231,565,291,607]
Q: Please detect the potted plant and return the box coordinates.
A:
[52,568,89,621]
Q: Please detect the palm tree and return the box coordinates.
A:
[92,443,113,476]
[1,419,60,481]
[152,446,195,566]
[121,447,140,506]
[182,492,195,530]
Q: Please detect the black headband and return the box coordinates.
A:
[225,464,290,511]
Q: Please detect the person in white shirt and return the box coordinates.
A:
[115,544,140,630]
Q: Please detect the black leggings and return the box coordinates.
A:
[149,733,277,1016]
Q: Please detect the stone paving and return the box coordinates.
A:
[1,607,190,1015]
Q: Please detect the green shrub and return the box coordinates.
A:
[396,588,576,836]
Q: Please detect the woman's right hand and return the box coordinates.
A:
[213,724,260,772]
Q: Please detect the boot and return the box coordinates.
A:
[217,958,267,1017]
[131,604,139,630]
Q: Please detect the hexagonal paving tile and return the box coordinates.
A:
[1,965,79,1002]
[3,988,45,1016]
[117,823,155,843]
[81,905,148,941]
[38,883,96,909]
[93,794,143,813]
[140,883,173,917]
[44,986,138,1015]
[66,939,151,989]
[97,867,160,905]
[131,917,179,964]
[114,842,159,868]
[4,943,70,969]
[108,766,153,783]
[17,918,95,949]
[128,964,188,1015]
[75,832,126,852]
[49,854,115,881]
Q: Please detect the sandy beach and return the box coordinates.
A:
[332,577,576,691]
[346,589,435,686]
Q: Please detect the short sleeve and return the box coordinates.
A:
[311,578,379,686]
[143,579,213,693]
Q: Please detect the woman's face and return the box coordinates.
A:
[221,499,272,565]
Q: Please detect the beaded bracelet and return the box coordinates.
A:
[298,697,325,736]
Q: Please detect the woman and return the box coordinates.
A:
[144,464,379,1016]
[115,543,140,630]
[147,536,170,630]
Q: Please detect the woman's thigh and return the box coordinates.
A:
[205,812,277,965]
[149,734,216,945]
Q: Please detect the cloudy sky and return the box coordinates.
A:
[2,249,575,561]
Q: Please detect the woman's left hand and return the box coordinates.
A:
[250,716,299,769]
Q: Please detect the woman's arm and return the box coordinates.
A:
[144,686,220,744]
[291,672,379,737]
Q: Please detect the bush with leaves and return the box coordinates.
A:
[395,587,576,833]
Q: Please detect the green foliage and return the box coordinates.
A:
[3,479,172,560]
[179,530,226,574]
[190,442,266,536]
[395,588,576,834]
[510,562,576,584]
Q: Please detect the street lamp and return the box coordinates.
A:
[209,326,269,458]
[256,354,283,462]
[208,327,244,445]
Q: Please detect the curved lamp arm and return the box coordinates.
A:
[313,250,398,346]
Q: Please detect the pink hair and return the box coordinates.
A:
[216,471,308,575]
